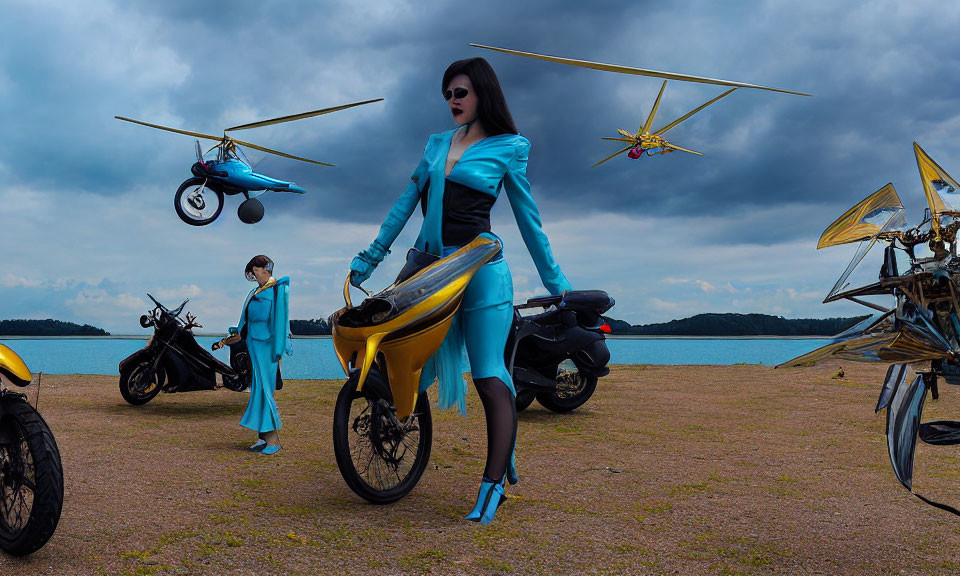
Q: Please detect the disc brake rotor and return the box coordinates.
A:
[556,360,586,398]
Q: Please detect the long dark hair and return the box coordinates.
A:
[442,57,518,136]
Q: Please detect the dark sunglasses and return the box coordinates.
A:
[443,87,469,101]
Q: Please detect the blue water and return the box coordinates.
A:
[0,337,832,379]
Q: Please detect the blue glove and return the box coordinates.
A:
[350,240,390,287]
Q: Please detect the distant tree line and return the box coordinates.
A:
[290,319,331,336]
[0,313,868,338]
[602,313,870,336]
[0,319,110,336]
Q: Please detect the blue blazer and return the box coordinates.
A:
[372,129,571,295]
[236,276,292,361]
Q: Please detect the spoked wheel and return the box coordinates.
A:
[333,370,432,504]
[174,177,224,226]
[0,394,63,556]
[119,360,164,406]
[535,359,598,413]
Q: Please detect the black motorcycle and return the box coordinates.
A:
[507,290,614,413]
[0,345,63,556]
[118,294,250,405]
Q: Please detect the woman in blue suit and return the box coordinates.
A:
[214,255,292,455]
[350,58,571,523]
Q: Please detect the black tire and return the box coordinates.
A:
[515,389,536,412]
[535,363,599,413]
[226,350,251,392]
[0,395,63,556]
[333,371,432,504]
[237,198,264,224]
[119,360,163,406]
[174,177,224,226]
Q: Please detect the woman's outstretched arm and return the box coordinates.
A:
[503,136,572,295]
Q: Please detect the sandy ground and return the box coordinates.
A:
[4,363,960,575]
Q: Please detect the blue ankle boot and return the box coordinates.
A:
[466,476,506,524]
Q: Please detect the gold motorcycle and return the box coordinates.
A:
[330,236,502,503]
[0,344,63,556]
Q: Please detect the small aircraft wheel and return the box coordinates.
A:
[237,198,264,224]
[174,177,224,226]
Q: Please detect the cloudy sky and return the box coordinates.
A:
[1,0,958,332]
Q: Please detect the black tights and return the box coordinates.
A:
[474,376,517,481]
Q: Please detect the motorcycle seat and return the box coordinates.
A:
[560,290,615,314]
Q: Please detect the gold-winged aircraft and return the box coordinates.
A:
[470,44,811,166]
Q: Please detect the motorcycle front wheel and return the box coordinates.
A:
[0,394,63,556]
[174,177,224,226]
[119,359,164,406]
[535,360,598,413]
[333,370,432,504]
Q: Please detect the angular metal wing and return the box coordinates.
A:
[818,183,904,249]
[224,98,384,132]
[469,44,812,96]
[777,312,951,368]
[915,142,960,239]
[114,116,223,142]
[886,372,927,490]
[641,81,667,136]
[818,184,907,302]
[876,363,908,414]
[652,88,737,137]
[230,137,333,167]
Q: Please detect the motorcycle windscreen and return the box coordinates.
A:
[338,237,501,329]
[886,372,928,490]
[817,183,905,249]
[876,363,909,414]
[777,312,952,367]
[915,142,960,238]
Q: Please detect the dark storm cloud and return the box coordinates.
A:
[2,0,959,247]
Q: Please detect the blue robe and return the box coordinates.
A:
[236,276,292,433]
[370,129,571,414]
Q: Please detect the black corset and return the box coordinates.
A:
[420,179,496,247]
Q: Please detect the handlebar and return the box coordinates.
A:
[343,271,371,309]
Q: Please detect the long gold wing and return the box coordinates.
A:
[469,44,812,96]
[914,142,960,240]
[114,116,223,142]
[817,183,904,249]
[653,88,737,137]
[641,81,668,136]
[225,98,384,131]
[616,128,636,139]
[592,145,633,167]
[663,142,703,156]
[602,137,635,143]
[230,138,334,167]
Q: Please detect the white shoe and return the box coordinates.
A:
[249,439,267,452]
